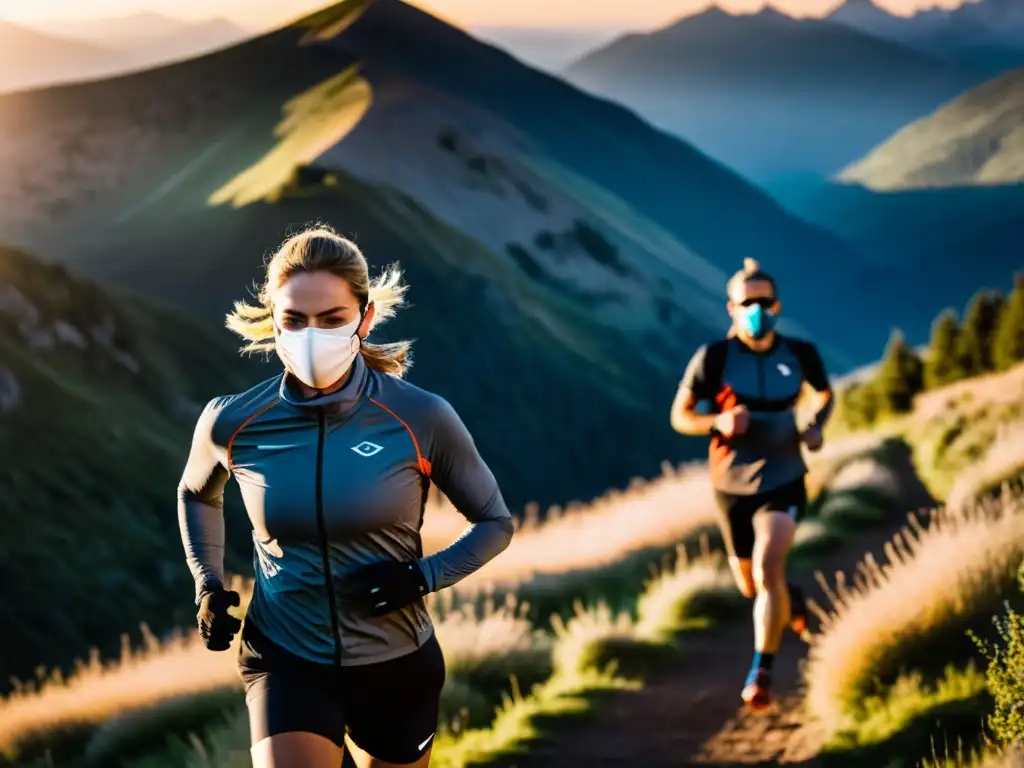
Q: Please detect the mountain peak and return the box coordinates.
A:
[830,0,895,19]
[664,4,785,33]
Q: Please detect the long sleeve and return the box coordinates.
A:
[177,397,231,605]
[417,397,514,592]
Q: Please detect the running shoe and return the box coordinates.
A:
[741,667,773,712]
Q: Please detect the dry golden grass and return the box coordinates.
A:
[804,489,1024,737]
[947,422,1024,510]
[857,361,1024,503]
[925,742,1024,768]
[421,462,720,592]
[425,442,867,595]
[431,592,551,684]
[0,586,542,761]
[634,546,736,640]
[912,364,1024,428]
[0,604,242,760]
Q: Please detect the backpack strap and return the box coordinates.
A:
[703,338,730,399]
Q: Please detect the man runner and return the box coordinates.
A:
[670,257,834,711]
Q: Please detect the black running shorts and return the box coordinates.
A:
[713,475,808,559]
[237,620,446,763]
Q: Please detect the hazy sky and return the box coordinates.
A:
[0,0,974,30]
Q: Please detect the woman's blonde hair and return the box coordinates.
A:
[225,223,412,377]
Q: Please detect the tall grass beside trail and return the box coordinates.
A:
[923,558,1024,768]
[901,364,1024,502]
[0,585,545,766]
[420,461,720,592]
[946,422,1024,512]
[804,489,1024,746]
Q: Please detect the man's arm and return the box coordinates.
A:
[671,387,718,435]
[792,340,834,431]
[671,344,719,436]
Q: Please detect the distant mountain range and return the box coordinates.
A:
[44,12,252,66]
[774,65,1024,343]
[0,12,252,93]
[563,7,980,184]
[0,20,127,93]
[469,26,623,72]
[829,0,1024,73]
[838,66,1024,190]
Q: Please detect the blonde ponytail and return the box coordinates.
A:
[224,224,414,377]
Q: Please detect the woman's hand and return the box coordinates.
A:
[338,560,429,616]
[197,587,243,651]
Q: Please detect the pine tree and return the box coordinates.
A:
[839,381,881,428]
[874,329,924,414]
[924,309,964,389]
[957,289,1005,375]
[994,272,1024,371]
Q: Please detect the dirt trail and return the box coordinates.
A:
[498,447,935,768]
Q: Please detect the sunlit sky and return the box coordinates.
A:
[0,0,975,30]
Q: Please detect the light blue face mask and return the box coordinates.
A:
[736,303,777,340]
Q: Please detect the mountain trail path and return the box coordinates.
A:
[495,451,936,768]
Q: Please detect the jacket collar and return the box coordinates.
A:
[277,352,369,414]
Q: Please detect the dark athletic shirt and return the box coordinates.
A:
[678,334,831,495]
[178,353,515,666]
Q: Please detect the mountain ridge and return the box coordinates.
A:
[0,19,127,94]
[828,0,1024,73]
[839,66,1024,189]
[563,6,977,181]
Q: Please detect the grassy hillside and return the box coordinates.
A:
[0,0,901,512]
[802,369,1024,766]
[839,67,1024,190]
[563,7,978,182]
[0,244,256,694]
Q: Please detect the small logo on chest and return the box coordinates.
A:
[777,363,792,376]
[351,441,384,457]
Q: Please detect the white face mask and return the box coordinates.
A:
[275,316,362,390]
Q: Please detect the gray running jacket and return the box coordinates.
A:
[177,353,515,666]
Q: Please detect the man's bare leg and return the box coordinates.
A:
[742,510,797,709]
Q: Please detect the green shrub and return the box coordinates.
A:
[971,559,1024,749]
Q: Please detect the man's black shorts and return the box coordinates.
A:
[713,475,808,559]
[238,620,446,762]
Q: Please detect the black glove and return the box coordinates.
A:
[197,587,242,651]
[337,560,429,617]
